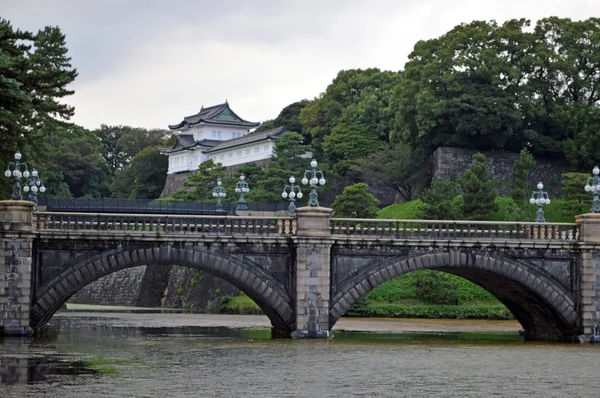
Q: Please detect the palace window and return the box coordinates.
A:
[255,146,260,153]
[264,144,269,152]
[228,152,233,158]
[246,148,251,155]
[237,150,241,157]
[220,154,224,160]
[212,130,216,138]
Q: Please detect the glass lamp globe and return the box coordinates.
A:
[301,177,308,185]
[289,176,296,184]
[310,159,317,168]
[282,191,288,198]
[235,187,241,193]
[594,166,600,176]
[596,184,600,192]
[14,151,21,160]
[243,187,249,193]
[36,180,41,186]
[545,199,551,205]
[31,185,38,193]
[240,174,245,181]
[319,178,326,185]
[529,197,535,204]
[593,185,598,192]
[310,177,318,185]
[297,192,303,199]
[40,186,46,193]
[213,192,218,197]
[23,170,30,178]
[23,185,30,192]
[585,184,592,192]
[4,169,11,178]
[537,182,543,190]
[217,179,222,186]
[32,169,38,177]
[289,192,296,199]
[220,192,226,197]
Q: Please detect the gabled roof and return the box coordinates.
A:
[168,102,260,130]
[158,135,220,154]
[203,126,287,153]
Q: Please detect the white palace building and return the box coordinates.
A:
[160,102,286,175]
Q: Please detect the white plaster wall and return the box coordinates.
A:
[177,124,249,141]
[167,149,202,174]
[209,141,274,167]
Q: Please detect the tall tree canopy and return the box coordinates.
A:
[300,69,402,174]
[393,17,600,166]
[0,19,77,197]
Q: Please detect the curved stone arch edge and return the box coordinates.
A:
[329,252,578,332]
[31,246,295,334]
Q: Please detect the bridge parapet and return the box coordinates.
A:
[35,212,295,236]
[330,218,579,241]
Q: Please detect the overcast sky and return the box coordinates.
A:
[3,0,599,130]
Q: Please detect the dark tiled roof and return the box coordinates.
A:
[168,102,260,130]
[203,126,287,153]
[158,135,220,154]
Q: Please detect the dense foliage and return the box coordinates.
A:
[331,183,380,218]
[459,153,499,220]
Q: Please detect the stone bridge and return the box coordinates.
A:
[1,200,599,341]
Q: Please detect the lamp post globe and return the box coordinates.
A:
[585,166,600,213]
[530,181,550,222]
[282,175,303,217]
[212,177,227,212]
[4,151,46,203]
[235,173,250,211]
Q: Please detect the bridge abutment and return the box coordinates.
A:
[576,214,600,341]
[292,207,333,338]
[0,201,35,336]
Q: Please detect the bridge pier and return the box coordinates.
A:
[575,214,600,342]
[0,201,35,336]
[292,207,334,338]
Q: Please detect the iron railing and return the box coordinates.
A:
[38,198,231,215]
[330,218,579,241]
[35,212,295,236]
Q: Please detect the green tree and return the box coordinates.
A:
[300,68,402,169]
[45,125,112,198]
[255,100,309,136]
[393,17,600,165]
[510,148,536,219]
[252,132,311,202]
[561,172,590,218]
[331,183,380,218]
[110,145,169,199]
[0,19,78,197]
[413,270,460,305]
[94,125,171,174]
[459,153,498,220]
[355,143,428,201]
[417,178,461,220]
[171,160,230,201]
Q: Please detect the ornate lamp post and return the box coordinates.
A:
[212,177,226,212]
[4,151,31,200]
[529,181,550,222]
[584,166,600,213]
[234,173,250,211]
[281,175,303,216]
[301,159,326,207]
[22,169,46,205]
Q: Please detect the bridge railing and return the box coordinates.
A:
[330,218,579,241]
[35,212,295,236]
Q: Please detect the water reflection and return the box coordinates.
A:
[0,337,96,385]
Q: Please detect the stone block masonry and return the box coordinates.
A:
[0,201,36,335]
[432,147,572,196]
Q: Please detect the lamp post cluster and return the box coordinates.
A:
[585,166,600,213]
[281,176,303,216]
[301,159,326,207]
[530,181,550,223]
[234,173,250,211]
[4,151,46,203]
[212,177,226,212]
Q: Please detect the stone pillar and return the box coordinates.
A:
[575,214,600,341]
[292,206,333,338]
[0,200,35,336]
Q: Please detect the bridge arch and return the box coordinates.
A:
[330,251,579,340]
[31,245,295,336]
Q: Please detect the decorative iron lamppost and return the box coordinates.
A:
[212,177,226,212]
[281,175,303,216]
[529,181,550,222]
[234,173,250,211]
[301,159,326,207]
[4,151,31,200]
[22,169,46,205]
[584,166,600,213]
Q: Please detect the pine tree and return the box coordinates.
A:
[331,183,380,218]
[417,178,461,220]
[510,148,536,217]
[459,153,498,220]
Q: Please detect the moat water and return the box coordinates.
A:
[1,312,600,397]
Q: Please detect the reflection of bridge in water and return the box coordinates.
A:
[1,200,599,341]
